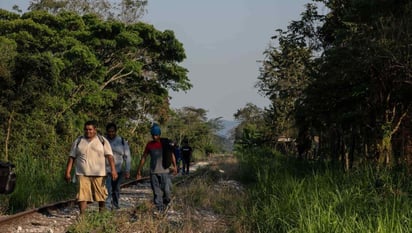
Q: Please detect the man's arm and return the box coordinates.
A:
[171,152,177,175]
[103,137,118,180]
[124,142,132,179]
[136,153,147,180]
[65,157,74,183]
[106,155,118,180]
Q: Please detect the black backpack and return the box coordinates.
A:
[160,138,173,169]
[0,161,16,194]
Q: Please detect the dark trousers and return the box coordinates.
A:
[106,172,122,209]
[182,155,191,174]
[150,173,172,211]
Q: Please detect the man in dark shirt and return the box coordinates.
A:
[136,123,177,213]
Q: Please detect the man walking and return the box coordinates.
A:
[65,120,118,214]
[136,123,177,213]
[181,139,193,175]
[105,122,132,210]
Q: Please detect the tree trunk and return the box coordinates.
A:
[5,111,14,161]
[378,134,392,166]
[349,130,355,169]
[342,141,349,172]
[377,108,410,166]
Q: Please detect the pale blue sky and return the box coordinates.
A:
[0,1,317,120]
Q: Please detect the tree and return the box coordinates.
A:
[255,3,323,153]
[28,0,148,24]
[252,0,412,169]
[166,107,224,155]
[0,8,193,211]
[310,0,412,166]
[0,9,190,162]
[0,35,18,161]
[233,103,266,147]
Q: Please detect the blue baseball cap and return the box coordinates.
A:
[150,123,161,135]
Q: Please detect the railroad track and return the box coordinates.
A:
[0,161,212,233]
[0,177,152,233]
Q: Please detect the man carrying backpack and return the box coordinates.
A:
[65,120,118,214]
[105,122,132,210]
[136,123,177,214]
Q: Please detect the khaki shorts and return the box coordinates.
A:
[76,175,108,202]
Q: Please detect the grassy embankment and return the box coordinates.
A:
[236,147,412,233]
[9,147,412,233]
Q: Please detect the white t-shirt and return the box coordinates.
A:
[69,136,113,176]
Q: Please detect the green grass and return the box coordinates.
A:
[235,147,412,233]
[5,146,412,233]
[67,211,118,233]
[1,145,76,213]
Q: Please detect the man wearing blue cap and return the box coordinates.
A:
[136,123,177,214]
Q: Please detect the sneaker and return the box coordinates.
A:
[163,204,171,213]
[153,209,166,217]
[153,210,161,216]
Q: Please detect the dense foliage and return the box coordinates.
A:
[236,0,412,170]
[28,0,148,24]
[165,107,225,156]
[0,8,194,211]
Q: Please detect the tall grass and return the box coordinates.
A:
[1,141,76,213]
[236,147,412,233]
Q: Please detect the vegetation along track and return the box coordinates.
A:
[0,177,152,233]
[0,161,213,233]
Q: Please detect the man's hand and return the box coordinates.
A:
[65,173,71,183]
[136,173,142,180]
[111,170,118,181]
[172,167,178,176]
[124,172,130,179]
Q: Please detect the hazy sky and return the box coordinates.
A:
[0,0,314,121]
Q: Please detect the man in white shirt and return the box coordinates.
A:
[65,120,118,214]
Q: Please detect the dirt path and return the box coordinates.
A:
[117,154,244,233]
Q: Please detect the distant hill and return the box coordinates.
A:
[217,119,239,138]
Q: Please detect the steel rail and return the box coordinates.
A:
[0,176,150,225]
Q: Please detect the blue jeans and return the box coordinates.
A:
[175,156,182,171]
[106,172,122,209]
[150,173,172,211]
